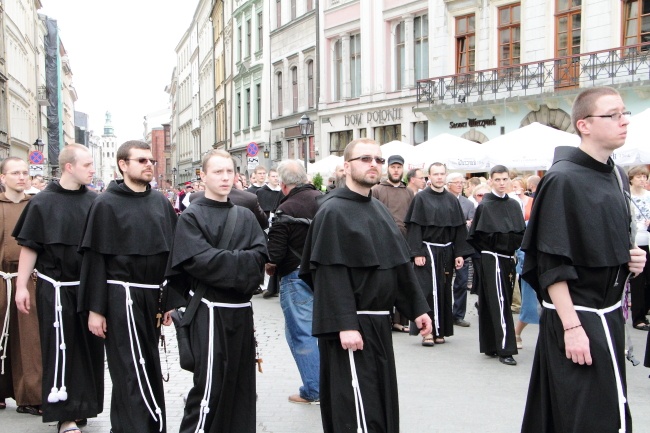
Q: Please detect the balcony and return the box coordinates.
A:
[416,42,650,106]
[37,85,49,106]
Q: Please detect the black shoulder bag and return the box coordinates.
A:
[171,206,238,372]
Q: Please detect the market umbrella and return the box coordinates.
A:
[380,140,418,168]
[413,133,489,172]
[484,122,580,170]
[613,108,650,166]
[307,154,343,176]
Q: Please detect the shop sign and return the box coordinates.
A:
[344,108,403,126]
[449,116,497,129]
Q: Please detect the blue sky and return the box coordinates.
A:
[40,1,198,141]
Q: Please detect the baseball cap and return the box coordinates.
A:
[387,155,404,166]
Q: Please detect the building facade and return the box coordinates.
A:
[99,111,117,184]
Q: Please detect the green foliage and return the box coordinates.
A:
[312,172,324,191]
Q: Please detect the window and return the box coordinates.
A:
[277,72,283,116]
[288,140,295,159]
[298,137,316,162]
[246,19,251,57]
[258,12,263,51]
[373,124,401,144]
[623,0,650,51]
[307,0,314,11]
[245,88,251,128]
[236,92,241,130]
[413,121,428,145]
[292,67,298,113]
[291,0,297,20]
[276,0,282,28]
[359,128,367,138]
[456,14,476,74]
[555,0,581,88]
[307,60,314,108]
[498,4,521,67]
[414,15,429,81]
[334,40,343,100]
[330,130,353,156]
[350,34,361,97]
[396,22,405,89]
[256,83,261,125]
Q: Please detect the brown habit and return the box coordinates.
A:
[0,192,42,405]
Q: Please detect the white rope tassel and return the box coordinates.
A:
[348,349,368,433]
[543,300,626,433]
[36,271,79,403]
[116,281,164,432]
[195,304,215,433]
[0,272,18,375]
[481,252,510,350]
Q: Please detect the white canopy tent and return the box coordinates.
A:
[307,154,343,176]
[484,122,580,170]
[413,133,490,172]
[612,108,650,166]
[379,140,418,169]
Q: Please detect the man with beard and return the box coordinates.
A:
[372,155,414,332]
[78,140,178,433]
[14,144,103,433]
[522,87,645,432]
[167,149,267,433]
[467,165,526,366]
[0,157,42,414]
[256,168,283,221]
[405,163,473,346]
[300,138,432,433]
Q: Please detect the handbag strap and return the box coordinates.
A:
[181,206,238,326]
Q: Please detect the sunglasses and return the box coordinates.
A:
[348,155,386,164]
[125,158,157,166]
[476,194,485,197]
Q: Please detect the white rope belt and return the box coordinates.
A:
[347,310,390,433]
[423,242,452,336]
[36,271,80,403]
[481,251,514,350]
[0,271,18,375]
[543,300,626,433]
[188,290,251,433]
[107,279,167,432]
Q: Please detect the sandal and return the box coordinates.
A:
[57,420,82,433]
[0,399,5,409]
[434,337,445,344]
[16,405,42,416]
[421,334,434,347]
[634,323,650,331]
[392,324,410,333]
[516,334,523,350]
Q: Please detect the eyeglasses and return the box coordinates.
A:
[347,155,386,165]
[4,171,29,176]
[583,111,631,121]
[475,194,485,197]
[125,158,157,166]
[448,181,466,186]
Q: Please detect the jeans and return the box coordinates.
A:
[452,259,470,321]
[280,269,320,400]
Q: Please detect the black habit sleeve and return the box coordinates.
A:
[312,264,361,337]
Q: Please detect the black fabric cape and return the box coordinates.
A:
[255,184,283,213]
[166,196,267,433]
[467,193,524,356]
[299,187,430,433]
[404,188,473,339]
[520,146,632,433]
[13,181,104,422]
[78,180,177,433]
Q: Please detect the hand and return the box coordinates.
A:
[414,256,426,267]
[564,325,592,365]
[15,286,31,314]
[265,263,276,276]
[628,247,646,276]
[162,310,173,326]
[88,311,107,339]
[455,256,464,269]
[339,330,363,351]
[415,314,432,336]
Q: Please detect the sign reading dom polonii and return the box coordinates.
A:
[344,108,403,126]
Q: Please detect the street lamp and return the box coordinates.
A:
[33,138,45,152]
[297,114,314,171]
[172,167,177,187]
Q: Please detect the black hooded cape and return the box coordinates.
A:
[255,184,283,213]
[520,146,632,433]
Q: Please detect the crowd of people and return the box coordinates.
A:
[0,86,647,433]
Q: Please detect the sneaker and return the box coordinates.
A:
[288,394,320,405]
[454,319,470,327]
[262,290,279,299]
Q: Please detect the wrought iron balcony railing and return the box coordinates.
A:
[416,42,650,106]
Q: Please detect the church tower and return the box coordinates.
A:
[99,111,118,187]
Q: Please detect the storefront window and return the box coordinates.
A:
[374,124,401,144]
[330,130,353,156]
[359,128,367,138]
